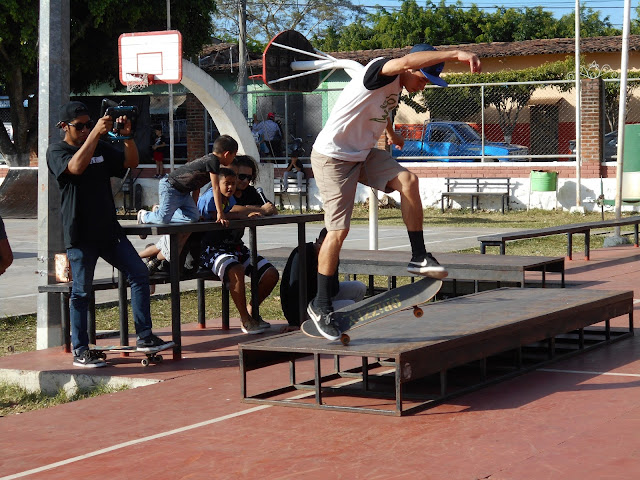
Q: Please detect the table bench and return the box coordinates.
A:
[261,247,565,296]
[441,177,511,214]
[38,270,229,353]
[273,176,309,213]
[478,216,640,259]
[122,213,324,360]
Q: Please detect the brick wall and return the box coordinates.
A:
[186,93,205,161]
[580,78,604,178]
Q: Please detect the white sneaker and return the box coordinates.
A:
[241,318,266,335]
[137,209,149,239]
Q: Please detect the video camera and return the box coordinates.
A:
[100,98,138,141]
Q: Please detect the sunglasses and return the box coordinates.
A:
[237,173,253,181]
[68,121,94,131]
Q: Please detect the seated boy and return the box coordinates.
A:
[197,168,280,334]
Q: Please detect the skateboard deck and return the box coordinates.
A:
[301,277,442,345]
[89,342,174,366]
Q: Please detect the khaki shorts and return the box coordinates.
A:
[311,148,406,231]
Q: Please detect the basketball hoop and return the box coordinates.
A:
[125,73,150,92]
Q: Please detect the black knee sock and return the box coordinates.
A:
[408,230,426,258]
[314,273,333,311]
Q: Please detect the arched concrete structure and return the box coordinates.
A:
[180,60,259,159]
[180,60,273,195]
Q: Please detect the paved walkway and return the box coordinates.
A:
[1,245,640,478]
[0,217,518,317]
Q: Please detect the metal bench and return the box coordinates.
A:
[478,216,640,259]
[38,270,229,353]
[273,176,309,213]
[441,177,511,214]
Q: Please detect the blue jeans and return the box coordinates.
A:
[143,177,199,224]
[67,234,152,355]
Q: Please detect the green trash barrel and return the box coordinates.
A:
[622,124,640,203]
[530,170,557,192]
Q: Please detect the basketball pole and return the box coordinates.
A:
[167,0,175,171]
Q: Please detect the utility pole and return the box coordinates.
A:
[238,0,249,119]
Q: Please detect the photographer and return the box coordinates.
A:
[47,101,172,368]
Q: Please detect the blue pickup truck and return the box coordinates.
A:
[392,121,529,162]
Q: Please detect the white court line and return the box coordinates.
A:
[1,373,379,480]
[539,369,640,378]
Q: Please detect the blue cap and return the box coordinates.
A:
[409,44,448,87]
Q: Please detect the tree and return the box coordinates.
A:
[312,0,621,52]
[213,0,366,49]
[0,0,217,167]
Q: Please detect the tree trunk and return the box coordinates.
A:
[5,152,31,168]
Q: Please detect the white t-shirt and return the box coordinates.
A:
[312,58,401,162]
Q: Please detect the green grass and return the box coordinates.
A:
[0,382,128,417]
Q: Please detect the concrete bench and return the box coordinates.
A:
[38,270,229,353]
[441,177,511,214]
[273,176,309,213]
[478,216,640,259]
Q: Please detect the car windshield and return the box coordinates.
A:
[451,123,481,143]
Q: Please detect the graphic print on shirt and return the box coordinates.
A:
[370,94,400,124]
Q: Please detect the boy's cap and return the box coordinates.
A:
[409,44,448,87]
[267,112,275,119]
[58,101,90,125]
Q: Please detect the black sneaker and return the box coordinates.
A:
[146,256,162,275]
[73,349,107,368]
[136,334,174,352]
[307,300,341,341]
[407,252,448,279]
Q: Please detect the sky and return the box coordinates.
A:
[358,0,636,30]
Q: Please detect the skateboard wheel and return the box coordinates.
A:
[141,358,150,367]
[413,306,423,317]
[154,355,163,363]
[99,353,107,360]
[340,334,350,346]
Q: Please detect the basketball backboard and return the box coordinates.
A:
[261,30,364,92]
[118,30,183,87]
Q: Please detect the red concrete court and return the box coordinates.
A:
[2,245,640,479]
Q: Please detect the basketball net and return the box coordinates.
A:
[125,73,150,92]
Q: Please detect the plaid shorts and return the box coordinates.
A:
[200,242,274,281]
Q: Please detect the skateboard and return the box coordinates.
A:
[301,277,442,345]
[89,342,174,367]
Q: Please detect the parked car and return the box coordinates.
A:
[569,131,618,161]
[392,120,529,162]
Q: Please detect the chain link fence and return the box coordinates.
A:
[208,78,640,164]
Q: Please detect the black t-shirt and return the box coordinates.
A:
[280,242,339,326]
[47,140,127,249]
[153,134,168,155]
[235,185,266,207]
[167,154,220,193]
[0,215,6,241]
[222,185,271,245]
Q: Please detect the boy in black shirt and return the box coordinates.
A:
[47,101,173,368]
[137,135,238,231]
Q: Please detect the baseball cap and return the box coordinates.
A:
[57,101,90,126]
[409,44,448,87]
[267,112,275,120]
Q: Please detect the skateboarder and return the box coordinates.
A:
[308,44,481,340]
[47,101,173,367]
